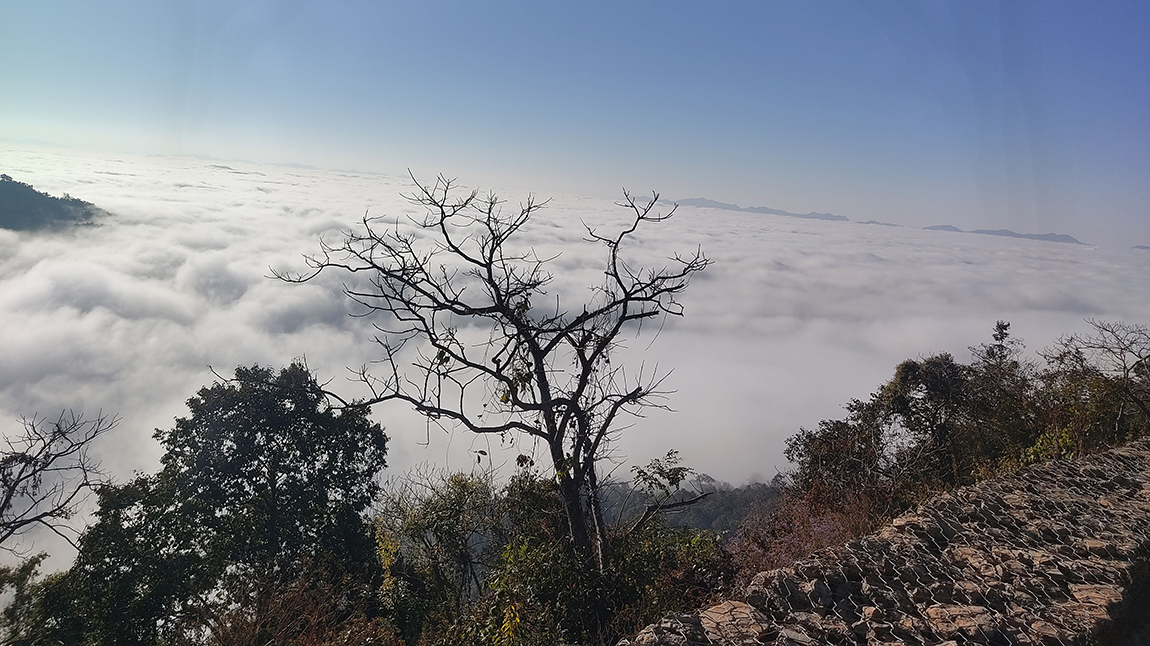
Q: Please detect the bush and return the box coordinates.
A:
[372,462,733,646]
[727,490,870,588]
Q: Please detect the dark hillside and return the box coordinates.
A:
[0,174,100,230]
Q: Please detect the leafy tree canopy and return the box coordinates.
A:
[785,320,1150,522]
[44,363,389,645]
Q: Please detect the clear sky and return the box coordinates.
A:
[2,1,1148,245]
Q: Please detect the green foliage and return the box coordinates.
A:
[631,450,694,500]
[784,408,890,510]
[1036,320,1150,459]
[784,320,1150,524]
[740,319,1150,595]
[374,469,504,644]
[433,513,729,646]
[489,515,728,645]
[371,461,732,646]
[154,363,388,578]
[34,363,389,645]
[0,554,56,645]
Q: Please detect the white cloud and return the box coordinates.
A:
[3,143,1150,560]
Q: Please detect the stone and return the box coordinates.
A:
[1069,583,1123,608]
[923,604,998,639]
[619,440,1150,646]
[621,613,710,646]
[1029,620,1065,640]
[698,601,771,645]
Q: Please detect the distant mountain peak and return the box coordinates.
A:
[676,197,848,221]
[675,198,744,211]
[925,224,1084,245]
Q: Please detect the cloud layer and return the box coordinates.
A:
[4,143,1149,526]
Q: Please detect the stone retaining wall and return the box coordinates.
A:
[620,439,1150,645]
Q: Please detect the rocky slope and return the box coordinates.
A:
[621,440,1150,645]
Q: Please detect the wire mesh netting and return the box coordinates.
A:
[621,439,1150,645]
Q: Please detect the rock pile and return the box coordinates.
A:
[620,440,1150,645]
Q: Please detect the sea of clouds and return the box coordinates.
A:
[3,143,1150,527]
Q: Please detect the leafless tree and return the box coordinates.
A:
[1,411,116,551]
[280,175,709,569]
[1046,320,1150,422]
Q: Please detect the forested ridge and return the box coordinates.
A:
[2,178,1147,645]
[0,175,100,231]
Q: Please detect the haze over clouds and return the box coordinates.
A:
[3,3,1148,246]
[4,144,1149,497]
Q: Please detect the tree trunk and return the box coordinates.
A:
[552,441,593,558]
[586,461,608,570]
[550,442,608,641]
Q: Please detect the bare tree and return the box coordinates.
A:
[280,175,709,570]
[1046,319,1150,422]
[1,411,116,551]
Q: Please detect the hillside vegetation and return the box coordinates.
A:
[0,174,100,230]
[731,320,1150,586]
[1,319,1145,645]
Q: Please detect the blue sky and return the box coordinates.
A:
[2,1,1148,245]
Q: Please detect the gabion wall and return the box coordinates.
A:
[621,439,1150,645]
